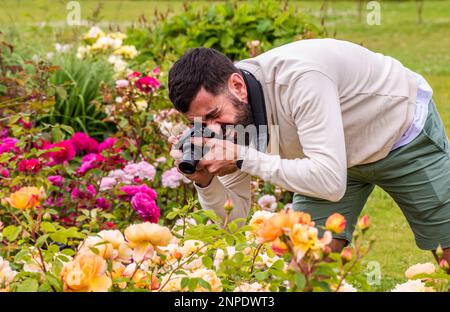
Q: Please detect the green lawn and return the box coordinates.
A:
[2,0,450,291]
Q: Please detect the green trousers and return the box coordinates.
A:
[293,99,450,250]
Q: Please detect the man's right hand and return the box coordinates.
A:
[169,135,214,188]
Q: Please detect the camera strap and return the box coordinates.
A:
[239,69,270,152]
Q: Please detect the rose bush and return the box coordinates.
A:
[1,188,377,292]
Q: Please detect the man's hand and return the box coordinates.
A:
[192,137,240,177]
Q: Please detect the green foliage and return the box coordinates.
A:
[127,0,323,63]
[38,54,116,139]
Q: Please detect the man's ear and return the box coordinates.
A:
[228,73,247,102]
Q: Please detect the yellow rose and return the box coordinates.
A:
[5,186,45,210]
[249,210,274,234]
[325,213,346,234]
[61,253,112,292]
[124,222,173,262]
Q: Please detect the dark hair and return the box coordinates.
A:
[168,48,239,113]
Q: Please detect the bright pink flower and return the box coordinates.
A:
[131,192,160,223]
[98,137,118,152]
[43,140,76,166]
[120,184,157,200]
[71,132,99,154]
[71,187,79,200]
[0,128,9,139]
[127,71,141,79]
[1,168,9,178]
[135,76,160,93]
[17,158,41,173]
[96,197,111,210]
[103,221,115,229]
[76,153,105,176]
[86,184,97,198]
[19,118,32,129]
[152,67,161,75]
[48,175,65,187]
[0,137,19,154]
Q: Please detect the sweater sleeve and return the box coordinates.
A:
[194,169,252,221]
[241,71,347,201]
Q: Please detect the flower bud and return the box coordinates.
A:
[340,247,353,263]
[439,259,449,271]
[224,200,233,213]
[356,215,370,231]
[436,245,444,258]
[325,213,346,234]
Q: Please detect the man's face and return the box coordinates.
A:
[184,74,254,138]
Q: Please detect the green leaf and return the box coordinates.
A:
[181,277,189,290]
[41,222,57,233]
[3,225,22,242]
[255,271,268,281]
[165,211,178,220]
[198,278,212,291]
[35,234,49,247]
[17,278,39,292]
[188,278,199,291]
[202,256,213,269]
[295,273,306,290]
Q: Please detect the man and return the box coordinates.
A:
[168,38,450,265]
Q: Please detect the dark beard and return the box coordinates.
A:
[221,92,254,145]
[229,93,254,127]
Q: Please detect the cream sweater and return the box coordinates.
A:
[195,38,418,220]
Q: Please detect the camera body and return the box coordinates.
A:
[173,125,216,174]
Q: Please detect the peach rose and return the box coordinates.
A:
[405,263,436,279]
[257,211,292,243]
[124,222,173,262]
[5,186,45,210]
[271,238,289,256]
[61,253,112,292]
[249,210,274,234]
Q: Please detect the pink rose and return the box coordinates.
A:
[71,132,99,154]
[127,71,141,79]
[135,76,160,93]
[48,175,65,187]
[131,192,160,223]
[120,184,157,200]
[0,137,19,154]
[99,177,116,191]
[43,140,76,166]
[17,158,41,173]
[76,153,105,176]
[115,79,129,88]
[137,161,156,181]
[161,167,191,189]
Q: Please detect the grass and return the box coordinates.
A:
[2,0,450,291]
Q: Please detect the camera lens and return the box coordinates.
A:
[178,160,197,175]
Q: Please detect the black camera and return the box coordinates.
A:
[172,124,216,175]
